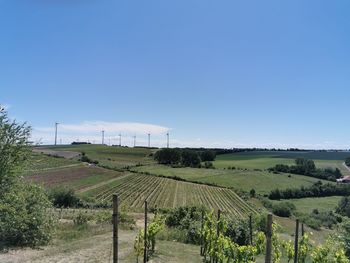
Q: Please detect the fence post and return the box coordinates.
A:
[200,210,204,256]
[249,214,253,245]
[113,194,119,263]
[143,201,148,263]
[215,210,221,263]
[301,223,304,237]
[294,219,299,263]
[265,214,273,263]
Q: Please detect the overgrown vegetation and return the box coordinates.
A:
[269,181,350,200]
[154,148,216,168]
[346,157,350,167]
[0,106,54,248]
[269,158,342,181]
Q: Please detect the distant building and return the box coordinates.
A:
[336,176,350,183]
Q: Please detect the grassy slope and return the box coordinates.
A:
[214,151,350,171]
[271,196,342,214]
[45,144,155,168]
[132,164,331,194]
[24,152,80,175]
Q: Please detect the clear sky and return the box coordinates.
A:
[1,0,350,149]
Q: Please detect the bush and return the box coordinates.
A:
[181,150,201,168]
[204,161,214,169]
[249,189,256,198]
[337,196,350,217]
[272,202,295,217]
[0,183,54,248]
[48,187,81,208]
[73,212,91,226]
[154,148,181,165]
[200,151,216,162]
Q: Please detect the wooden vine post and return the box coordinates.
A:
[265,214,273,263]
[200,210,204,256]
[113,194,119,263]
[294,219,299,263]
[249,214,253,245]
[143,201,148,263]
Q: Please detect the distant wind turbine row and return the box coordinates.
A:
[54,122,170,148]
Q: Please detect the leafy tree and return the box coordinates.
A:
[346,158,350,167]
[154,148,181,165]
[337,196,350,217]
[181,150,201,168]
[0,106,54,248]
[200,150,216,162]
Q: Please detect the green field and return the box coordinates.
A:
[132,164,332,194]
[25,152,80,174]
[81,172,256,218]
[44,144,155,168]
[214,151,350,173]
[271,196,342,214]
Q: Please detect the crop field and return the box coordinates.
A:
[132,165,331,194]
[44,145,155,168]
[82,173,256,218]
[26,165,126,191]
[214,151,350,170]
[24,152,80,174]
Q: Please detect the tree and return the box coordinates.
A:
[0,106,54,248]
[181,150,201,168]
[154,148,181,165]
[200,150,216,162]
[346,158,350,167]
[337,196,350,217]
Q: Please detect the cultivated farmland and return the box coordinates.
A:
[81,173,256,218]
[132,164,332,194]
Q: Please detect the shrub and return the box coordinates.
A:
[200,151,216,162]
[272,202,295,217]
[204,161,214,169]
[249,189,256,198]
[0,183,54,248]
[73,212,91,226]
[48,187,81,208]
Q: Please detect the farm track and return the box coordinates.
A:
[84,173,255,218]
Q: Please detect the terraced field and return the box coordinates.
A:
[82,173,256,218]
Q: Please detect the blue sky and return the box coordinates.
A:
[1,0,350,149]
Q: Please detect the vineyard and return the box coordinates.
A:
[82,173,256,218]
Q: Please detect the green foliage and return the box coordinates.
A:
[154,148,181,165]
[164,206,205,244]
[272,202,296,217]
[0,107,54,248]
[0,107,31,191]
[337,196,350,217]
[269,158,342,181]
[200,150,216,162]
[73,212,91,226]
[0,183,54,248]
[345,158,350,167]
[269,181,350,200]
[181,150,201,168]
[48,187,81,208]
[134,214,165,260]
[204,161,214,169]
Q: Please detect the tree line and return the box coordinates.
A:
[268,158,342,181]
[269,181,350,200]
[154,148,216,168]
